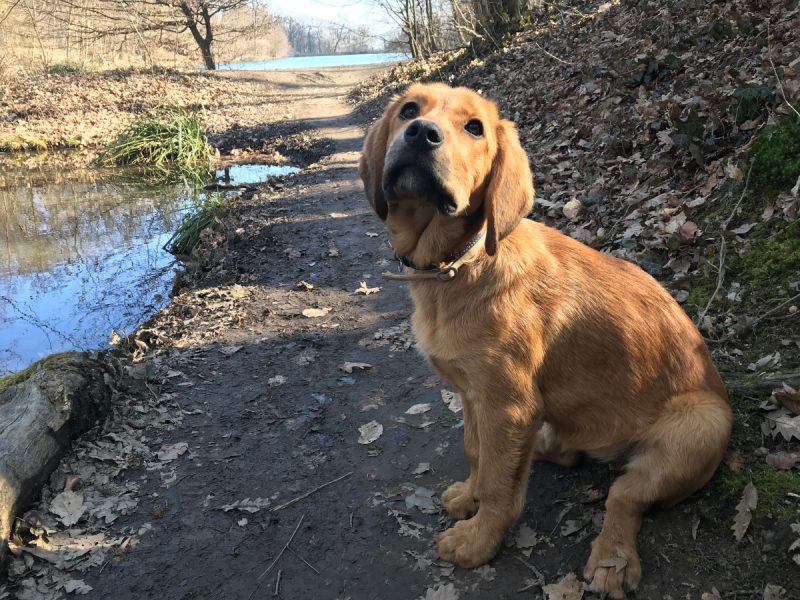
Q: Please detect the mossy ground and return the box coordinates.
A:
[717,464,800,521]
[0,133,82,152]
[688,106,800,318]
[0,352,85,394]
[708,390,800,523]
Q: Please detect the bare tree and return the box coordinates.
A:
[374,0,531,58]
[280,17,382,56]
[49,0,256,69]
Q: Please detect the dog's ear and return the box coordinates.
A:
[359,113,391,220]
[484,120,534,256]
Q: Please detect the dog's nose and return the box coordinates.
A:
[404,120,443,151]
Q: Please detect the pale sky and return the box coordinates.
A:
[266,0,396,35]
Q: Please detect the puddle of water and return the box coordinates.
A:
[0,162,295,376]
[214,164,299,186]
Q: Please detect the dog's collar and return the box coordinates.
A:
[381,231,486,282]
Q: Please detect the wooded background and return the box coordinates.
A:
[0,0,533,75]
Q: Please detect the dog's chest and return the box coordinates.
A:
[409,288,477,363]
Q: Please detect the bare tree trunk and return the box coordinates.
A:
[180,1,215,69]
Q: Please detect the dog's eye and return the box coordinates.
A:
[399,102,419,120]
[465,119,484,137]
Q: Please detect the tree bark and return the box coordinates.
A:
[0,353,111,569]
[180,1,215,70]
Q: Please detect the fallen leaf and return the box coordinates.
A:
[762,409,800,441]
[763,584,786,600]
[156,442,188,462]
[365,232,380,237]
[406,403,432,415]
[238,518,248,527]
[730,222,757,235]
[678,220,699,242]
[775,385,800,415]
[63,580,92,594]
[474,564,496,581]
[358,420,383,444]
[296,280,314,291]
[405,486,437,513]
[560,518,588,537]
[563,198,581,220]
[441,389,462,413]
[543,572,584,600]
[354,281,380,295]
[674,290,689,303]
[765,452,800,470]
[515,524,539,557]
[339,362,372,373]
[597,548,628,573]
[49,491,85,527]
[218,345,242,357]
[789,522,800,566]
[302,307,331,318]
[732,481,757,541]
[748,351,781,372]
[419,583,459,600]
[268,375,287,387]
[412,462,431,475]
[220,497,271,513]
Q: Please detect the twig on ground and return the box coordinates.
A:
[708,291,800,344]
[513,554,545,582]
[768,28,800,120]
[722,162,754,232]
[270,471,353,513]
[286,545,320,574]
[730,372,800,394]
[248,514,305,600]
[273,569,282,597]
[534,42,572,65]
[695,237,726,327]
[748,292,800,329]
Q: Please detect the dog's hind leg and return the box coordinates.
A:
[584,392,732,599]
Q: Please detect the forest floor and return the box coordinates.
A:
[2,10,800,599]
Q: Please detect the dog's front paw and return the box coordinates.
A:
[436,516,501,568]
[441,481,478,520]
[583,536,641,599]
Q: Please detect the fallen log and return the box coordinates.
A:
[0,353,111,569]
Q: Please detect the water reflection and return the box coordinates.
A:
[0,162,296,375]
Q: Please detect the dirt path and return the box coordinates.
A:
[4,67,797,600]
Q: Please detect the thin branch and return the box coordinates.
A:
[722,161,754,232]
[0,0,22,26]
[248,514,305,600]
[270,471,353,513]
[695,237,725,327]
[707,291,800,344]
[769,56,800,120]
[534,41,572,65]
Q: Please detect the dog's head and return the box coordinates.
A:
[358,83,534,255]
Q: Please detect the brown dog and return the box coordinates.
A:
[358,83,732,598]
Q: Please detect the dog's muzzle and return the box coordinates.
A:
[382,120,457,214]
